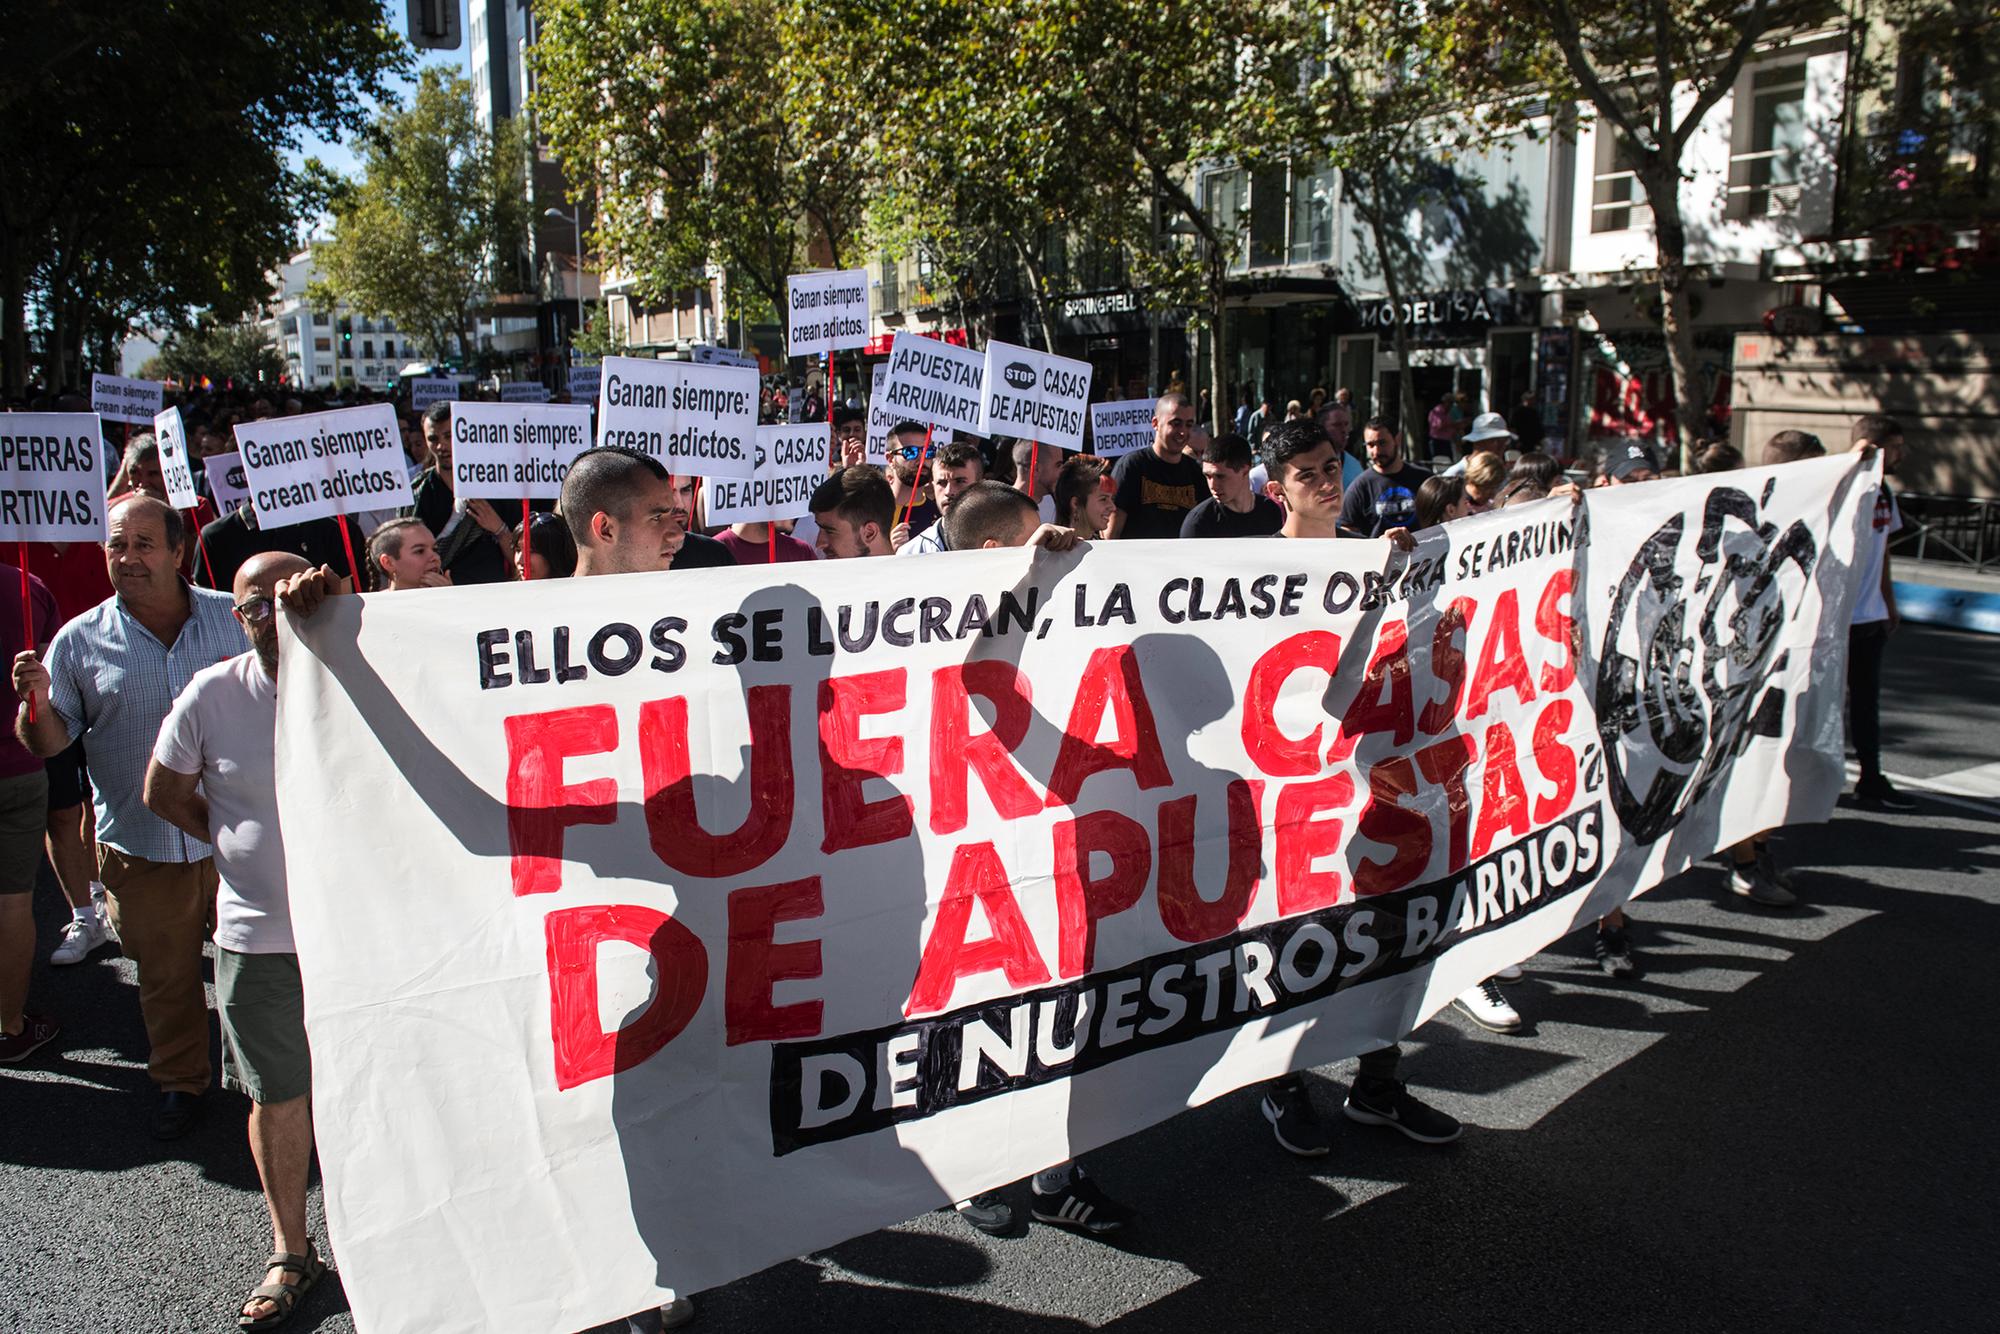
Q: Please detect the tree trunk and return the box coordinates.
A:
[0,230,24,397]
[1205,247,1227,434]
[1015,241,1058,355]
[1360,170,1423,447]
[1646,171,1706,468]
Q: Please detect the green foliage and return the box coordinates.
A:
[312,68,535,361]
[149,318,285,386]
[568,305,624,361]
[533,0,868,336]
[0,0,408,393]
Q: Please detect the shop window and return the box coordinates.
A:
[1591,125,1651,233]
[1727,63,1807,219]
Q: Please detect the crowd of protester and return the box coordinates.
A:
[0,373,1913,1331]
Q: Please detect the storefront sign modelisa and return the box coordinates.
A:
[1352,288,1531,339]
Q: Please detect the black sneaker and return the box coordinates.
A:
[953,1191,1013,1236]
[1754,843,1797,891]
[1260,1081,1333,1157]
[0,1013,59,1063]
[1853,776,1917,811]
[1594,926,1637,977]
[1030,1168,1132,1234]
[1342,1080,1463,1144]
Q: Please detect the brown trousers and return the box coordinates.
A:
[98,845,218,1094]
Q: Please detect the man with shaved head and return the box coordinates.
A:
[1105,391,1202,539]
[12,494,242,1139]
[145,551,328,1326]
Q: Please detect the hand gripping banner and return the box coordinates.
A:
[276,455,1877,1334]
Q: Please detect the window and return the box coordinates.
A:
[1289,162,1337,265]
[1591,125,1651,233]
[877,252,899,313]
[1728,63,1808,218]
[1249,165,1289,267]
[361,340,374,360]
[1203,169,1247,271]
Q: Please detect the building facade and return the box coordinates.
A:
[259,247,418,391]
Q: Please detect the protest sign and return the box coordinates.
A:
[278,454,1874,1334]
[501,382,553,404]
[705,423,830,526]
[149,408,201,510]
[409,377,461,411]
[447,402,593,500]
[786,269,870,358]
[879,331,985,437]
[89,373,163,426]
[863,364,896,465]
[977,340,1092,450]
[568,360,602,401]
[204,451,251,511]
[1090,398,1158,459]
[0,413,109,541]
[595,355,756,479]
[233,403,414,528]
[690,345,759,369]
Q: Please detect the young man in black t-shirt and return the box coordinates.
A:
[1252,418,1463,1157]
[1180,431,1283,538]
[1337,419,1430,539]
[1107,392,1203,540]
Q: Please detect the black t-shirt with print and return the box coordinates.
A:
[1179,494,1284,539]
[1112,448,1203,540]
[1338,463,1429,537]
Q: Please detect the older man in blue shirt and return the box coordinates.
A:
[13,495,242,1139]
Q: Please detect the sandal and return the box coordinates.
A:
[238,1244,327,1330]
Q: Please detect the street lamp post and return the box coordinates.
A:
[544,205,586,347]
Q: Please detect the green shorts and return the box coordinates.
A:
[216,949,310,1104]
[0,768,48,896]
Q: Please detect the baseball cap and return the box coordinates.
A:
[1607,441,1660,481]
[1462,411,1515,444]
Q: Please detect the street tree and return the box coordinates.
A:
[533,0,868,352]
[0,1,405,395]
[147,318,285,387]
[1510,0,1825,453]
[312,68,534,362]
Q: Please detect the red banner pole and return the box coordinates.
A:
[339,514,362,593]
[521,498,533,580]
[1028,440,1039,504]
[18,541,35,723]
[898,426,935,530]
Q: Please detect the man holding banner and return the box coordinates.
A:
[13,497,239,1140]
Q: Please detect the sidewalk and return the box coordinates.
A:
[1894,558,2000,635]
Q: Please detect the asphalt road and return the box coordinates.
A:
[3,623,1995,1334]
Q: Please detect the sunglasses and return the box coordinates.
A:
[234,596,275,624]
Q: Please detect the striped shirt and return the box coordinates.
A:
[45,585,245,863]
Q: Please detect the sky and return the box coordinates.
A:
[285,2,472,184]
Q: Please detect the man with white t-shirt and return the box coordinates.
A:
[144,550,327,1330]
[1847,415,1914,811]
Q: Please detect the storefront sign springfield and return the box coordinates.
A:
[1352,288,1533,340]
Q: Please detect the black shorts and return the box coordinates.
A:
[44,739,88,811]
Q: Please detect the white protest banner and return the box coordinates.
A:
[204,451,251,511]
[447,402,594,501]
[878,331,985,437]
[595,354,756,479]
[1090,398,1158,459]
[863,363,895,465]
[976,339,1092,450]
[690,345,758,369]
[409,377,461,411]
[786,269,870,358]
[149,408,201,510]
[90,373,164,426]
[0,413,109,541]
[233,403,414,528]
[501,382,553,404]
[568,360,602,401]
[705,423,830,526]
[278,455,1874,1334]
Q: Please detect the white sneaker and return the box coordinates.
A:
[1495,963,1523,983]
[50,916,108,966]
[1452,979,1522,1033]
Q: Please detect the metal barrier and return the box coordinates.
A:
[1891,493,2000,573]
